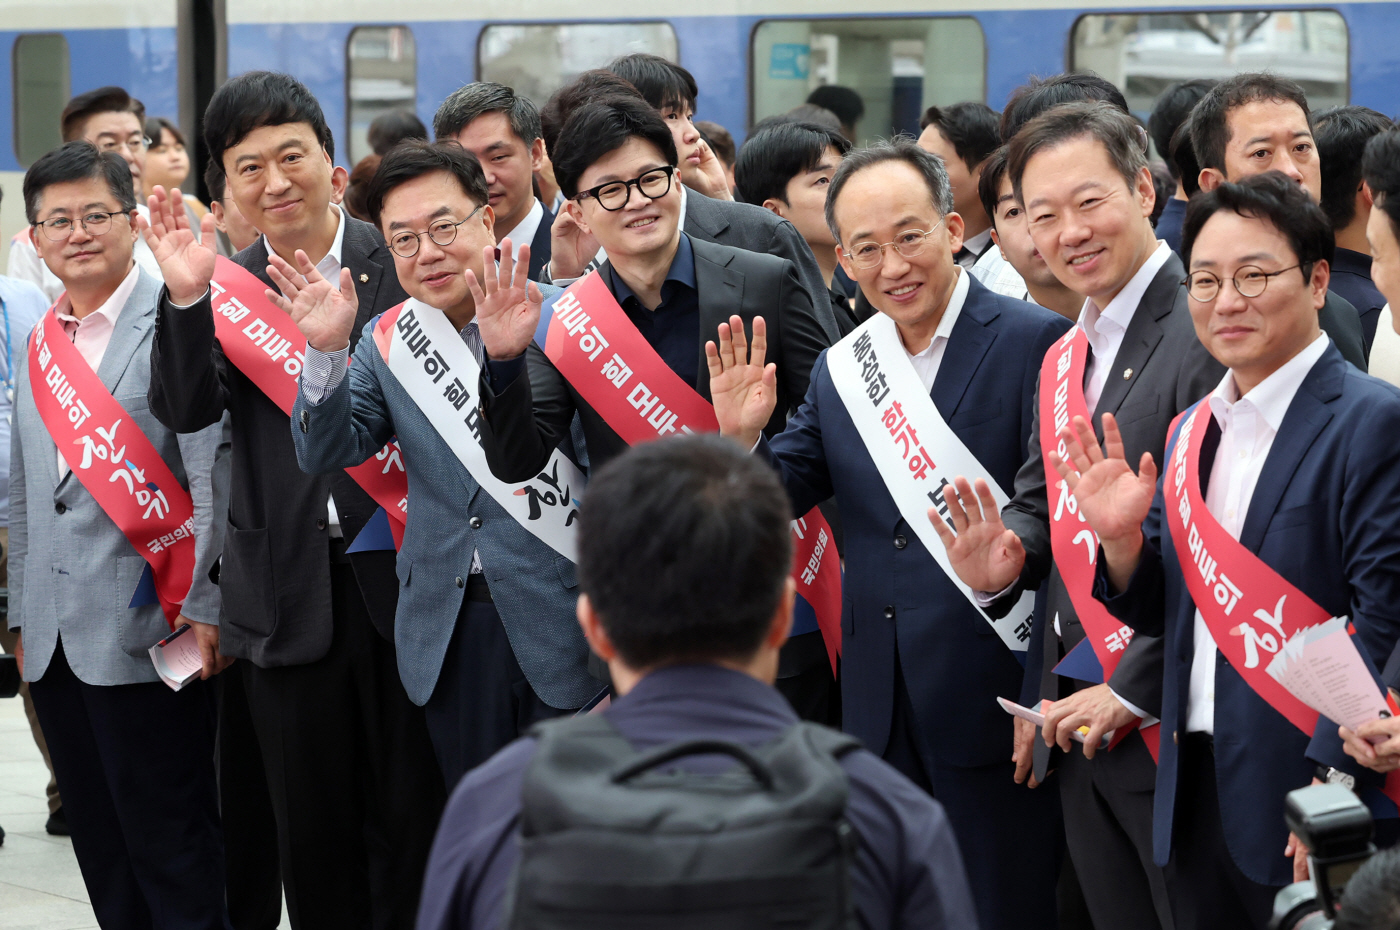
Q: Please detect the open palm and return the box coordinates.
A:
[928,476,1027,592]
[140,185,217,306]
[266,251,358,353]
[706,315,776,448]
[468,238,543,360]
[1048,413,1157,547]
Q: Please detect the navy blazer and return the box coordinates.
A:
[526,202,554,283]
[1096,344,1400,886]
[761,274,1072,767]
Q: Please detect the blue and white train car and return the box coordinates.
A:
[1,0,1395,266]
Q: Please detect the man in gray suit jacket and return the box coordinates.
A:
[287,141,598,787]
[12,142,230,930]
[936,103,1226,930]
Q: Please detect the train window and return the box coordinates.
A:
[13,34,70,168]
[1072,11,1349,115]
[346,26,417,165]
[478,23,679,108]
[750,18,986,143]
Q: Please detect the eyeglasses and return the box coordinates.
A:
[1183,264,1308,302]
[388,205,485,258]
[95,137,149,156]
[575,166,674,212]
[842,220,946,270]
[33,210,131,241]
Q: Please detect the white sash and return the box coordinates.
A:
[827,312,1035,652]
[381,300,583,562]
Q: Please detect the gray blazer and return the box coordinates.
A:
[290,304,597,711]
[10,269,229,686]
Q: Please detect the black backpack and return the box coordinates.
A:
[503,714,863,930]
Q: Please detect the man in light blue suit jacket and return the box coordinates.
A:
[709,137,1068,930]
[1066,174,1400,929]
[11,143,230,930]
[287,140,596,787]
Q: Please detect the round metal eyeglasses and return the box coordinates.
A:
[388,205,485,258]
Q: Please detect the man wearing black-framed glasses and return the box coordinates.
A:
[285,140,598,789]
[471,94,833,721]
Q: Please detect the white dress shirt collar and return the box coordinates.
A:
[500,199,545,260]
[961,227,993,261]
[55,262,139,334]
[901,267,969,393]
[1077,240,1171,342]
[261,202,346,279]
[1208,332,1331,433]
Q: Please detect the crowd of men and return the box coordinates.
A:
[6,51,1400,930]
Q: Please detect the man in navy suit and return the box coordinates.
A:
[708,136,1068,930]
[1058,172,1400,929]
[434,83,554,282]
[285,141,599,789]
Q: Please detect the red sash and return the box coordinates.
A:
[208,256,407,545]
[541,272,844,674]
[1039,327,1157,757]
[1165,401,1400,802]
[29,310,195,627]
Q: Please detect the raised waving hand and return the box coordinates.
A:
[139,186,218,307]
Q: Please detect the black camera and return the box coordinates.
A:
[1270,784,1376,930]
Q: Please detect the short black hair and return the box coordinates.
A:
[1188,72,1310,175]
[1170,122,1204,196]
[806,86,865,132]
[368,109,427,156]
[977,145,1011,225]
[782,104,843,134]
[577,435,793,669]
[696,120,735,168]
[1008,101,1149,206]
[1000,72,1130,143]
[1333,846,1400,930]
[433,82,541,146]
[1314,105,1393,229]
[24,141,137,225]
[1180,171,1334,282]
[541,70,643,155]
[826,136,953,241]
[61,86,144,142]
[552,96,678,200]
[1363,130,1400,245]
[734,121,850,206]
[607,54,698,114]
[364,140,489,228]
[920,102,1001,172]
[204,71,335,174]
[203,158,226,202]
[144,116,186,150]
[1148,79,1216,180]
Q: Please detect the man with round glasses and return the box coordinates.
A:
[469,94,832,719]
[1052,171,1400,929]
[706,135,1069,930]
[8,86,162,301]
[284,140,598,788]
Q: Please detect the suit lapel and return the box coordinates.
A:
[341,219,387,337]
[683,189,728,241]
[930,276,997,419]
[1238,350,1342,552]
[528,205,554,280]
[691,239,743,403]
[1091,256,1182,422]
[92,274,158,394]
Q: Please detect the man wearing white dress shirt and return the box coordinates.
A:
[433,83,554,281]
[7,86,162,301]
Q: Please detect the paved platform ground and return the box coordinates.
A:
[0,691,290,929]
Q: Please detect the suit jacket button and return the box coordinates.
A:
[455,576,465,588]
[299,409,309,433]
[1173,730,1179,745]
[469,516,483,529]
[893,534,907,550]
[316,518,327,531]
[54,502,66,515]
[883,606,895,619]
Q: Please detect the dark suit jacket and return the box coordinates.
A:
[1329,248,1384,356]
[1096,345,1400,885]
[994,251,1225,735]
[478,236,830,483]
[1320,290,1367,368]
[526,201,554,282]
[761,275,1072,767]
[148,216,410,667]
[683,188,841,343]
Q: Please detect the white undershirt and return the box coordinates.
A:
[901,267,969,393]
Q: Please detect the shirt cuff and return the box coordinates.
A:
[168,288,210,310]
[485,354,525,391]
[300,345,349,405]
[1108,688,1157,725]
[973,581,1017,608]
